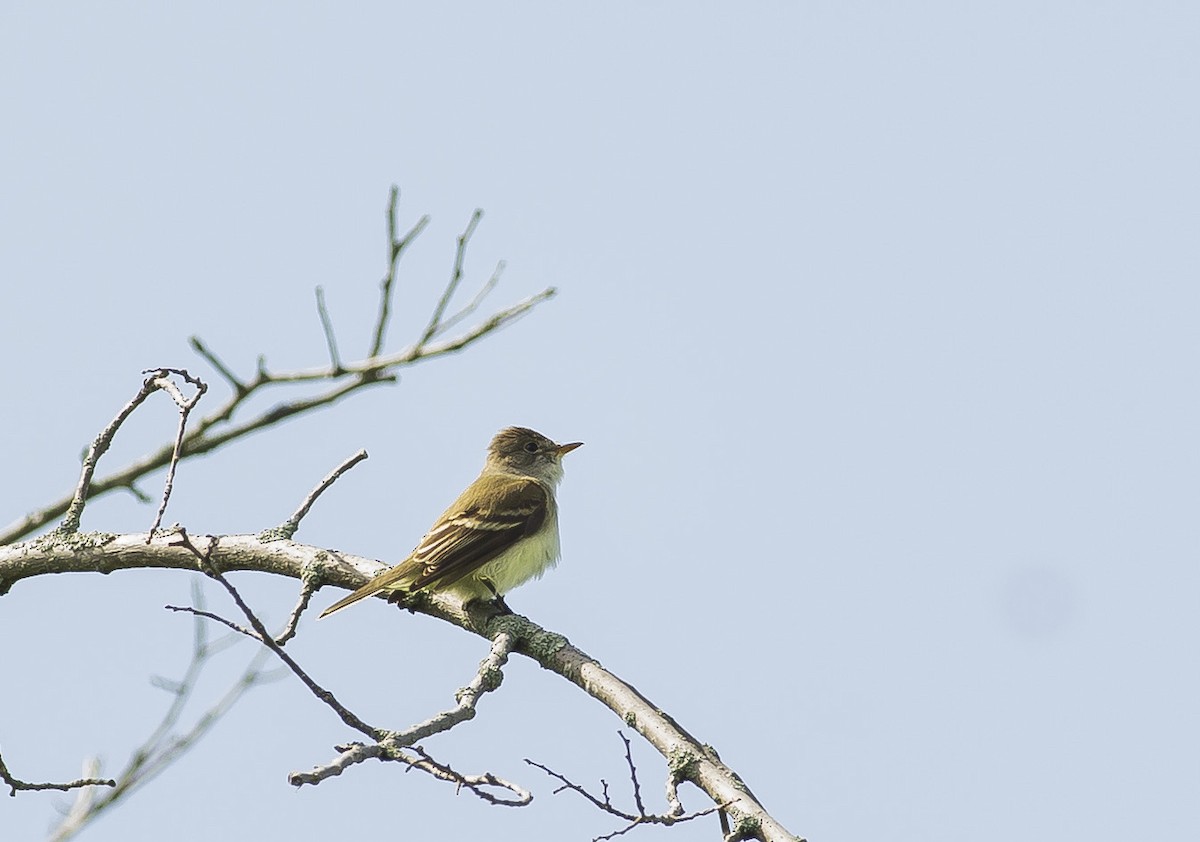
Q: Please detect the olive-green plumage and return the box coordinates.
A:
[319,427,581,618]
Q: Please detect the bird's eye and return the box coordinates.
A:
[523,441,538,453]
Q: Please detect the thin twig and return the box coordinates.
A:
[2,188,554,547]
[0,750,114,797]
[419,208,483,346]
[405,744,531,806]
[188,337,247,396]
[167,530,381,739]
[58,375,164,534]
[166,542,528,802]
[1,290,551,546]
[434,260,505,338]
[314,286,343,374]
[145,369,207,538]
[619,731,647,817]
[277,450,368,539]
[288,631,517,787]
[370,186,431,358]
[273,579,316,646]
[165,605,254,637]
[526,731,726,841]
[40,580,275,841]
[121,481,153,504]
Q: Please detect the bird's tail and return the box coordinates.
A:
[318,565,414,619]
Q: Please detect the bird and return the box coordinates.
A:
[319,426,582,618]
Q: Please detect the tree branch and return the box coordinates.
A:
[0,751,115,797]
[0,535,801,841]
[37,580,277,842]
[0,189,554,547]
[165,545,528,806]
[525,731,725,841]
[274,449,369,541]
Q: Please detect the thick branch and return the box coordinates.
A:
[0,535,800,841]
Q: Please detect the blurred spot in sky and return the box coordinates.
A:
[1000,564,1076,640]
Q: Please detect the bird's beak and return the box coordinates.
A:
[557,441,583,456]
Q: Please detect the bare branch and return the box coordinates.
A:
[525,733,727,842]
[274,575,319,646]
[370,185,431,358]
[314,286,343,374]
[188,336,247,396]
[275,450,369,540]
[0,190,554,547]
[0,750,114,797]
[405,745,531,806]
[166,533,382,740]
[144,369,207,538]
[58,374,164,535]
[287,631,517,787]
[619,731,648,817]
[287,741,531,806]
[38,581,276,841]
[163,542,529,804]
[1,533,801,839]
[164,604,255,638]
[434,259,505,338]
[121,481,153,504]
[419,208,483,346]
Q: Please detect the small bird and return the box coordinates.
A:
[319,427,582,618]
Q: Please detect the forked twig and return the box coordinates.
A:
[167,529,381,740]
[420,209,483,346]
[165,536,530,805]
[371,185,431,358]
[526,731,726,841]
[144,368,207,538]
[0,189,554,546]
[41,580,277,842]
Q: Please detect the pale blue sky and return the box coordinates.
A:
[2,4,1197,841]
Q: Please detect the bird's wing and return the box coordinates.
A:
[319,476,547,618]
[407,475,548,590]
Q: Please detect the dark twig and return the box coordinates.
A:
[526,731,726,841]
[370,186,431,358]
[619,731,647,817]
[144,369,207,538]
[168,544,527,802]
[167,531,382,739]
[276,450,369,540]
[314,286,343,374]
[188,336,247,396]
[419,208,483,346]
[165,605,255,638]
[0,750,114,797]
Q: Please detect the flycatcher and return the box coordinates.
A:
[319,426,582,618]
